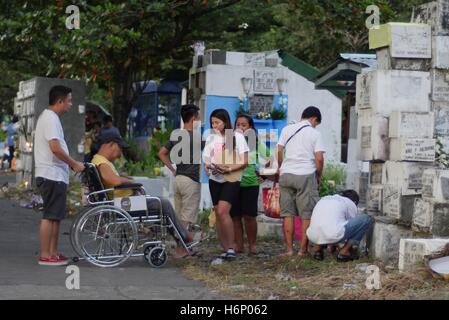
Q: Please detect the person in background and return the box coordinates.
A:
[100,115,120,136]
[5,115,19,169]
[85,110,97,131]
[232,114,272,255]
[34,85,85,266]
[277,106,325,258]
[203,109,249,260]
[84,121,102,162]
[306,190,374,262]
[158,104,202,258]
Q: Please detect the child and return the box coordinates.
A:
[232,114,272,255]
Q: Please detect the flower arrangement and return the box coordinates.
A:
[255,112,271,120]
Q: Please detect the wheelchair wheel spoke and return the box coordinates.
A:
[72,205,138,267]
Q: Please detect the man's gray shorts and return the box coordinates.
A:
[279,173,320,219]
[36,177,68,221]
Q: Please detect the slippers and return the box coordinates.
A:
[219,249,237,260]
[313,250,324,261]
[336,254,354,262]
[297,251,310,258]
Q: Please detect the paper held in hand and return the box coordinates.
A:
[213,148,244,183]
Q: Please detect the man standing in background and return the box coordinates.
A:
[158,104,201,257]
[5,115,19,169]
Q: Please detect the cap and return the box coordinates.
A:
[98,129,129,149]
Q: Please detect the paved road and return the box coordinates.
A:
[0,174,222,300]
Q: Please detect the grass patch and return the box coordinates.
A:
[174,236,449,300]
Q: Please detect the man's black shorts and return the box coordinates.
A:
[36,177,67,221]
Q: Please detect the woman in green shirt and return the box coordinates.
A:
[231,114,272,255]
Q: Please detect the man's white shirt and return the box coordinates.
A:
[277,120,326,176]
[34,109,70,184]
[306,195,358,245]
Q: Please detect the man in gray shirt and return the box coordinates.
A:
[158,104,201,257]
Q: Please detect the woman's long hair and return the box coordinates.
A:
[210,108,235,150]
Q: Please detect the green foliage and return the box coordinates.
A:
[322,163,346,186]
[123,123,174,177]
[270,108,286,120]
[149,122,173,163]
[123,138,160,177]
[198,208,213,231]
[0,128,6,143]
[0,0,433,122]
[319,163,347,197]
[87,82,112,112]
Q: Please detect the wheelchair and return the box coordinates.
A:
[70,163,205,268]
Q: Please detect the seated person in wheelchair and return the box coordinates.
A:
[91,130,193,257]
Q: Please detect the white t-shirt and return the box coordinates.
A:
[34,109,70,184]
[202,132,249,183]
[306,195,358,245]
[277,120,326,176]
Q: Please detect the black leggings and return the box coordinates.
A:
[146,197,189,242]
[8,146,14,168]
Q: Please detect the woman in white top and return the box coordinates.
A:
[203,109,249,259]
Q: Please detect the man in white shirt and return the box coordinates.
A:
[306,190,374,262]
[34,85,84,266]
[277,106,325,257]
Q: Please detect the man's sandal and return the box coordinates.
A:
[313,250,324,261]
[336,253,354,262]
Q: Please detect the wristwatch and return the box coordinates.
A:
[228,167,232,173]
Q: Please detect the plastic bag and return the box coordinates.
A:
[263,182,281,219]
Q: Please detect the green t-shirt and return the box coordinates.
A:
[240,140,271,187]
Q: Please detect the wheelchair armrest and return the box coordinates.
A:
[114,183,143,190]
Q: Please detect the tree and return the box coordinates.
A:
[0,0,432,127]
[0,0,242,133]
[249,0,430,68]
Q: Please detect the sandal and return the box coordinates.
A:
[219,249,237,260]
[313,250,324,261]
[336,253,354,262]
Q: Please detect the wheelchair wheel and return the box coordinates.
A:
[70,207,94,258]
[144,246,167,268]
[74,205,138,267]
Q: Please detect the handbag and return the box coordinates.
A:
[263,178,281,218]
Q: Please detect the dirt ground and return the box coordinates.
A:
[171,235,449,300]
[3,173,449,300]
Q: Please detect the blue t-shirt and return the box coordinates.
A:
[6,123,17,147]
